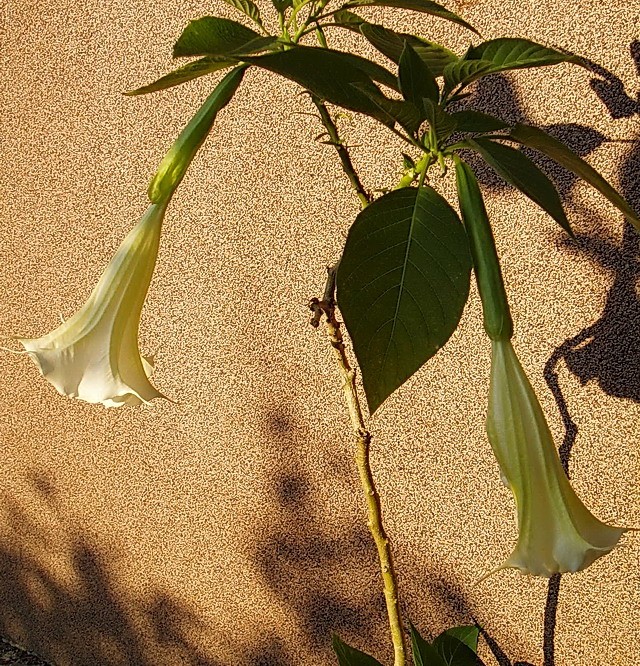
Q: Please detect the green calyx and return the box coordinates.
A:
[454,155,513,341]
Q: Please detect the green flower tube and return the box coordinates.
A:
[455,156,627,577]
[148,65,246,203]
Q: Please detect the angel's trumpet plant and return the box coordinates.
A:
[16,200,169,407]
[455,156,627,576]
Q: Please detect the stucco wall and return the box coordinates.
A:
[1,0,639,664]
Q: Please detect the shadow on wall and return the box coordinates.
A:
[541,42,640,666]
[253,403,536,666]
[454,45,640,666]
[3,50,639,666]
[0,473,226,666]
[1,420,534,666]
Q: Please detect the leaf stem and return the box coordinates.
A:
[309,273,406,666]
[310,95,372,208]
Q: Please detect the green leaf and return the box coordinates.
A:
[222,0,264,28]
[351,82,422,133]
[411,624,447,666]
[125,57,235,95]
[399,41,439,108]
[443,39,580,95]
[244,46,393,122]
[432,632,478,666]
[341,0,478,34]
[335,51,400,91]
[441,626,479,652]
[173,17,273,58]
[148,66,246,202]
[468,38,581,71]
[333,9,367,28]
[359,24,458,78]
[508,123,640,230]
[271,0,293,11]
[424,99,457,143]
[443,59,493,95]
[448,110,508,133]
[336,186,471,413]
[332,635,383,666]
[467,138,572,235]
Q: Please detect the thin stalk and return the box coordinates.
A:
[309,267,406,666]
[309,73,407,666]
[310,95,372,208]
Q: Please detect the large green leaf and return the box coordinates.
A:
[341,0,478,34]
[468,38,581,71]
[244,46,392,122]
[359,24,459,77]
[222,0,264,28]
[411,624,447,666]
[332,635,383,666]
[173,17,274,58]
[125,57,235,95]
[333,50,400,91]
[443,59,493,95]
[467,138,572,235]
[337,187,471,413]
[399,42,439,108]
[443,38,579,95]
[448,110,508,133]
[148,66,246,202]
[508,123,640,230]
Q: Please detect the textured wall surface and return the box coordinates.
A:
[1,1,639,664]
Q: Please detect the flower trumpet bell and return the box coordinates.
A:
[486,338,626,577]
[15,201,169,407]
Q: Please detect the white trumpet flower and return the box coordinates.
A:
[15,201,169,407]
[486,337,626,577]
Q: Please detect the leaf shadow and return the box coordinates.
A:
[252,402,389,664]
[541,39,640,666]
[0,471,280,666]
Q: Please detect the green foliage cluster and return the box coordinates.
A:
[129,0,637,417]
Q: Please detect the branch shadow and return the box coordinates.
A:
[251,402,389,664]
[541,40,640,666]
[456,74,607,204]
[0,471,276,666]
[254,402,541,666]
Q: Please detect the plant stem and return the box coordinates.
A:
[310,95,372,208]
[310,269,406,666]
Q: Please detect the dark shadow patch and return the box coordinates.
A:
[541,40,640,666]
[0,477,274,666]
[254,403,386,662]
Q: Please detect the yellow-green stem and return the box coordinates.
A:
[310,288,406,666]
[310,97,407,666]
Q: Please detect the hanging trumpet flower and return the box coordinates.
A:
[16,200,169,407]
[455,156,627,576]
[11,66,246,407]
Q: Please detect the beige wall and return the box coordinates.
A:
[1,0,639,664]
